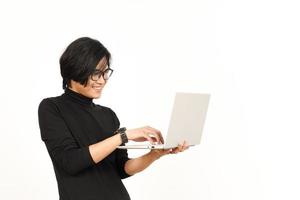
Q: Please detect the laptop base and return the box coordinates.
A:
[117,144,165,149]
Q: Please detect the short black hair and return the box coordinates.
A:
[60,37,111,89]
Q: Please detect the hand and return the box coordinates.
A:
[168,140,189,154]
[126,126,164,144]
[150,140,189,159]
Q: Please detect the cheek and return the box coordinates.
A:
[81,82,93,93]
[86,80,94,88]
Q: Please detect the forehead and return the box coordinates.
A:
[95,57,108,70]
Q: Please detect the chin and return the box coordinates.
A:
[87,88,103,99]
[93,92,102,99]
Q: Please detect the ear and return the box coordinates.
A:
[70,79,79,89]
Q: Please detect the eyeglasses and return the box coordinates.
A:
[91,68,114,81]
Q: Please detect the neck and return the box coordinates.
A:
[65,87,94,106]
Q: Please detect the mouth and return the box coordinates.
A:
[92,86,102,91]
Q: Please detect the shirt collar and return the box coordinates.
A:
[64,87,94,106]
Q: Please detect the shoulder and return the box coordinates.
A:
[38,95,63,114]
[94,104,116,115]
[94,104,119,121]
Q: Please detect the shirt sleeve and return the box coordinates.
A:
[109,108,132,179]
[38,98,95,175]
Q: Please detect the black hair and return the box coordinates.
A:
[59,37,111,90]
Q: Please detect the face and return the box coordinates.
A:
[69,57,108,99]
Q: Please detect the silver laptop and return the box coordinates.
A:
[117,92,210,149]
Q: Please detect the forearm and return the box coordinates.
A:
[124,151,160,175]
[89,133,122,164]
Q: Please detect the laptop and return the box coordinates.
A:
[117,92,210,149]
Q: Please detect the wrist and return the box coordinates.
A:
[149,150,161,161]
[114,127,128,144]
[125,130,132,140]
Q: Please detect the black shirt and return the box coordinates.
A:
[38,87,131,200]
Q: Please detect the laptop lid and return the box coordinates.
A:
[163,92,210,148]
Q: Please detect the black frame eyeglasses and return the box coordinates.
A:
[90,68,114,81]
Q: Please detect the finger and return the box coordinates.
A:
[135,138,148,142]
[181,141,187,151]
[160,149,170,156]
[169,149,174,154]
[183,141,189,151]
[173,149,180,154]
[146,126,164,144]
[144,133,155,144]
[183,145,189,151]
[149,136,159,142]
[145,130,161,145]
[178,141,185,152]
[177,143,183,152]
[148,133,160,144]
[171,147,180,154]
[157,130,165,144]
[169,149,175,154]
[145,127,163,144]
[159,134,165,144]
[156,132,164,144]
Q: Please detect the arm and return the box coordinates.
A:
[38,99,123,175]
[89,124,167,177]
[124,142,189,176]
[38,99,96,175]
[88,134,122,163]
[124,151,161,176]
[87,109,164,167]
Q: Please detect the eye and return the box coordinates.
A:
[93,69,102,75]
[94,71,102,75]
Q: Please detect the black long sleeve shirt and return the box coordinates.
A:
[38,87,131,200]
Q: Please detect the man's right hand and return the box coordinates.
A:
[126,126,164,144]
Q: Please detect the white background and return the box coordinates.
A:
[0,0,299,199]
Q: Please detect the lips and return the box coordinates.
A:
[93,86,102,91]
